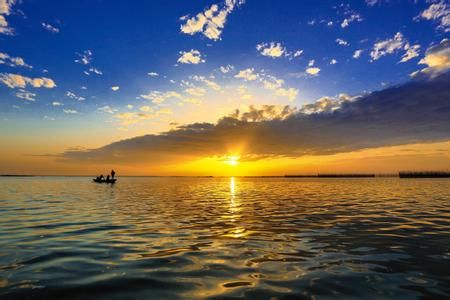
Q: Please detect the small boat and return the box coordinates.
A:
[93,178,117,184]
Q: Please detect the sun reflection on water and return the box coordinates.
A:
[224,176,250,239]
[230,176,235,205]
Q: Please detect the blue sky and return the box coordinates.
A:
[0,0,449,174]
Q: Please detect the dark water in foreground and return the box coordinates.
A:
[1,177,450,299]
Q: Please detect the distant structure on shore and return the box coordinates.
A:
[285,173,375,178]
[318,173,375,178]
[285,171,450,178]
[398,171,450,178]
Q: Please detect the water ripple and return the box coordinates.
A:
[0,176,450,299]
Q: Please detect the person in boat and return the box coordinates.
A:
[99,174,104,181]
[106,175,110,181]
[111,169,116,179]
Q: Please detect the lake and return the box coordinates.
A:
[1,176,449,299]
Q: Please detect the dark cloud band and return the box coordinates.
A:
[60,73,450,164]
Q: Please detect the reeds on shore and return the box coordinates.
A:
[398,171,450,178]
[284,171,450,178]
[285,174,375,178]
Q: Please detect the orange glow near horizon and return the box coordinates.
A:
[1,141,450,176]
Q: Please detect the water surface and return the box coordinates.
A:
[1,177,450,299]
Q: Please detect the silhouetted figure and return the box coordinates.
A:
[99,174,104,180]
[106,175,110,181]
[111,169,116,179]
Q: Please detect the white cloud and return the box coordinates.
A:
[256,42,303,59]
[229,104,297,122]
[148,72,159,76]
[141,81,213,107]
[177,49,205,64]
[98,105,116,114]
[220,64,234,73]
[180,79,194,88]
[111,86,120,91]
[274,87,298,101]
[0,73,56,89]
[370,32,419,63]
[75,50,102,75]
[412,39,450,77]
[234,68,299,101]
[63,109,78,114]
[75,50,93,65]
[0,74,27,88]
[41,22,60,33]
[0,1,13,16]
[114,107,173,125]
[365,0,380,6]
[370,32,407,60]
[300,93,355,114]
[29,78,56,88]
[341,13,363,28]
[330,59,338,65]
[140,90,182,104]
[139,105,152,112]
[417,1,450,32]
[180,0,245,40]
[52,101,63,106]
[292,50,303,58]
[261,75,284,90]
[86,67,103,75]
[185,87,206,97]
[66,91,85,101]
[306,67,321,76]
[234,68,258,81]
[15,89,36,101]
[340,19,350,28]
[256,42,286,58]
[0,0,16,35]
[114,112,137,125]
[190,75,221,91]
[400,44,420,63]
[0,52,32,68]
[308,59,315,67]
[336,38,349,46]
[353,49,363,59]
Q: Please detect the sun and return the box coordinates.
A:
[224,155,240,166]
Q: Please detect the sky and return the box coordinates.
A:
[0,0,449,175]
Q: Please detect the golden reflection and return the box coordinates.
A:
[229,177,238,212]
[230,176,235,201]
[222,227,250,238]
[224,177,251,239]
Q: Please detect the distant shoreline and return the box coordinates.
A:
[1,172,449,178]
